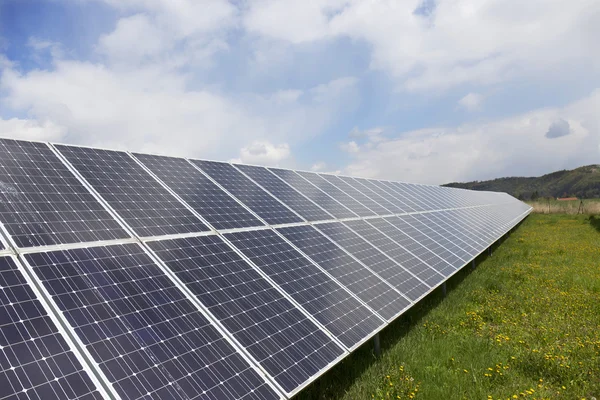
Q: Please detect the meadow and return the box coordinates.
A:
[528,198,600,214]
[296,214,600,400]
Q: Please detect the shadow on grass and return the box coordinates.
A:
[293,224,520,400]
[588,215,600,233]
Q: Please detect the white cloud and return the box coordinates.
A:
[244,0,599,92]
[340,140,360,153]
[232,141,291,166]
[310,161,327,171]
[458,92,484,111]
[0,118,67,142]
[343,89,600,184]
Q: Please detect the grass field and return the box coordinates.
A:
[528,198,600,214]
[296,214,600,400]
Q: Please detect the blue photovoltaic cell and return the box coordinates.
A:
[0,255,103,400]
[191,160,302,226]
[225,229,383,349]
[407,214,477,260]
[388,217,466,269]
[386,182,434,211]
[345,178,405,214]
[319,175,392,215]
[24,244,279,400]
[147,235,344,394]
[412,213,479,260]
[367,218,455,277]
[0,139,129,248]
[374,181,426,212]
[268,168,357,219]
[132,154,264,230]
[234,165,333,222]
[343,220,444,287]
[295,172,375,217]
[420,212,487,254]
[314,222,429,301]
[352,178,413,213]
[276,225,410,321]
[55,145,209,238]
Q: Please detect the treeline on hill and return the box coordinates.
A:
[444,165,600,200]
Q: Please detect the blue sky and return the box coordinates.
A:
[0,0,598,184]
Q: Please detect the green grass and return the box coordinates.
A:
[295,214,600,400]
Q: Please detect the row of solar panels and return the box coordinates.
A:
[0,138,531,400]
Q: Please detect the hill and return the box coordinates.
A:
[444,165,600,200]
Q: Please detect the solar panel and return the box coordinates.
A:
[438,210,495,248]
[132,154,264,230]
[0,139,129,248]
[319,175,392,215]
[190,161,302,226]
[346,178,405,214]
[372,180,425,212]
[366,218,455,278]
[268,168,357,219]
[295,172,375,217]
[352,178,414,213]
[233,165,333,222]
[415,213,481,257]
[342,220,444,287]
[276,225,410,321]
[23,244,280,400]
[55,145,209,238]
[387,182,436,211]
[409,213,477,258]
[388,216,467,269]
[314,222,429,301]
[225,229,384,349]
[146,235,345,395]
[427,211,489,253]
[0,255,104,400]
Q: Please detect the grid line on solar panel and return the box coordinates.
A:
[190,160,303,226]
[341,219,444,288]
[131,153,265,231]
[54,145,210,239]
[0,139,130,248]
[224,229,384,350]
[276,225,410,321]
[268,168,357,219]
[374,181,427,212]
[368,218,455,277]
[314,222,430,302]
[409,213,479,258]
[295,172,376,217]
[454,208,501,242]
[346,178,405,214]
[352,179,414,214]
[146,235,346,396]
[356,217,455,281]
[0,255,105,400]
[388,216,467,269]
[394,182,439,211]
[439,210,495,247]
[417,212,483,257]
[319,175,392,215]
[23,244,280,400]
[233,165,334,223]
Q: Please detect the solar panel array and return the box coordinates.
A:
[0,137,531,399]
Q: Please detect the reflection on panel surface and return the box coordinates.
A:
[24,244,279,400]
[226,229,384,349]
[0,139,129,248]
[148,235,344,394]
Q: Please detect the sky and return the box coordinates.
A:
[0,0,598,184]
